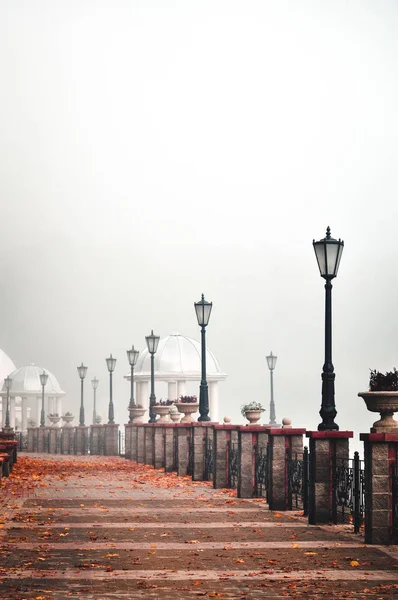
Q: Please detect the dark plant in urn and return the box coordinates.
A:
[358,369,398,433]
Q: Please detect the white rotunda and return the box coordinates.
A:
[126,333,227,422]
[0,364,66,431]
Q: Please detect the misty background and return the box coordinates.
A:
[1,1,398,449]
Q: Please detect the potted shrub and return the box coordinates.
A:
[169,403,181,423]
[48,413,61,427]
[94,415,102,424]
[358,369,398,433]
[128,404,147,424]
[62,412,75,427]
[175,395,199,423]
[152,400,173,423]
[241,401,265,425]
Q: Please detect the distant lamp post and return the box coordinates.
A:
[266,352,277,426]
[40,371,49,427]
[313,226,344,431]
[4,376,12,430]
[127,345,140,423]
[106,354,117,424]
[194,294,213,422]
[145,330,160,423]
[77,363,88,426]
[91,377,99,424]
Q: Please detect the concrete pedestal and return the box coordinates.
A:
[267,428,306,511]
[360,432,398,544]
[125,424,133,460]
[153,425,164,469]
[144,425,154,465]
[176,424,191,477]
[104,424,119,456]
[27,428,37,452]
[306,430,353,524]
[213,425,239,489]
[74,426,89,455]
[237,426,270,498]
[37,427,50,453]
[90,425,104,455]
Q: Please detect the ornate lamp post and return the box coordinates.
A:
[4,376,12,431]
[91,377,99,423]
[266,351,277,426]
[145,331,160,423]
[40,371,48,427]
[127,345,139,423]
[194,294,213,422]
[106,354,117,424]
[77,363,88,426]
[313,226,344,431]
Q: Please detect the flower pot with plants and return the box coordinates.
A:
[241,402,265,425]
[175,395,199,423]
[94,415,102,424]
[48,413,61,427]
[62,412,75,427]
[358,369,398,433]
[153,400,174,423]
[128,404,147,424]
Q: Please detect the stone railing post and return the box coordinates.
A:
[61,427,75,454]
[176,424,192,477]
[27,427,36,452]
[153,424,164,469]
[213,425,239,489]
[144,424,154,465]
[90,424,103,455]
[237,425,270,498]
[130,425,138,461]
[103,423,119,456]
[137,425,145,463]
[37,427,50,453]
[75,426,89,455]
[163,424,175,472]
[360,433,398,544]
[125,424,133,460]
[306,430,353,524]
[192,423,215,481]
[49,428,62,454]
[267,426,306,511]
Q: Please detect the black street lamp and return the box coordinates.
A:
[194,294,213,422]
[127,345,140,423]
[40,371,48,427]
[313,226,344,431]
[145,330,160,423]
[77,363,88,426]
[91,377,99,423]
[266,351,277,426]
[106,354,117,424]
[4,376,12,431]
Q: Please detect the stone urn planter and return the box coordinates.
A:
[153,405,171,423]
[62,414,75,427]
[244,410,262,425]
[48,415,61,427]
[358,391,398,433]
[175,402,199,423]
[169,412,181,423]
[128,406,146,424]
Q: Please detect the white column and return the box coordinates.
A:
[140,380,149,411]
[177,380,186,398]
[56,397,62,416]
[209,381,219,423]
[10,396,16,428]
[1,396,6,427]
[167,381,177,401]
[135,382,141,407]
[22,397,28,431]
[36,397,41,426]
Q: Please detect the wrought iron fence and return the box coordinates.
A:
[204,436,213,481]
[227,441,238,488]
[332,452,364,533]
[118,431,125,457]
[287,446,309,514]
[254,444,268,497]
[15,432,28,451]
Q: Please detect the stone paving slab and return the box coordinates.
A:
[0,454,397,600]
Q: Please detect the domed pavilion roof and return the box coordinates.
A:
[133,333,227,382]
[0,349,17,383]
[1,363,65,397]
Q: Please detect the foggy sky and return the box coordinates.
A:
[1,0,398,446]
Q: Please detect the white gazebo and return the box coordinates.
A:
[0,363,66,431]
[125,332,227,422]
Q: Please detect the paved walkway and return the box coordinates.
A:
[0,454,397,599]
